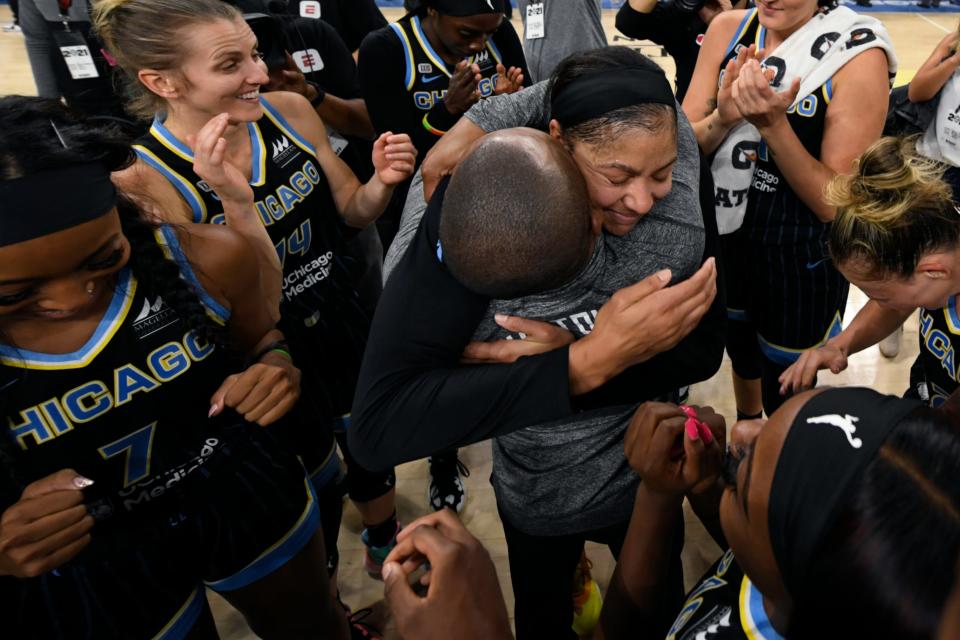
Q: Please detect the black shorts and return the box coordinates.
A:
[723,228,848,368]
[4,426,321,640]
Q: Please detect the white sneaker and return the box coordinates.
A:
[2,23,21,32]
[879,325,903,359]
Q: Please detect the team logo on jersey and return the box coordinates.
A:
[473,50,491,65]
[293,48,324,73]
[417,63,433,73]
[300,0,321,18]
[272,135,301,168]
[806,414,864,448]
[133,296,178,340]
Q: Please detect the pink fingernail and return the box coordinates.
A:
[685,418,700,440]
[208,404,218,418]
[680,405,697,418]
[73,476,94,489]
[697,422,714,444]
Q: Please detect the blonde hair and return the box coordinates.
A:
[92,0,241,118]
[827,136,959,278]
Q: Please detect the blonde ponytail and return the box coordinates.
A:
[828,136,960,277]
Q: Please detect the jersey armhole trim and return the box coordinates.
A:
[389,22,416,91]
[411,16,452,79]
[155,226,231,325]
[724,9,758,58]
[133,145,208,224]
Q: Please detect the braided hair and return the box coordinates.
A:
[0,95,232,496]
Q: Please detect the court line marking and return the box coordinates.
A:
[916,11,952,33]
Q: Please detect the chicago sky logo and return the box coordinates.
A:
[271,135,300,168]
[133,296,178,339]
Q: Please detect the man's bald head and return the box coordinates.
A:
[439,128,593,299]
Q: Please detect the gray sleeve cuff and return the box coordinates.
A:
[464,81,551,132]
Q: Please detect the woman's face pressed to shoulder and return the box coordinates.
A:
[174,17,270,123]
[0,211,130,323]
[564,126,677,237]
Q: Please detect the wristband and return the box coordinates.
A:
[267,348,293,361]
[253,339,290,363]
[307,81,326,107]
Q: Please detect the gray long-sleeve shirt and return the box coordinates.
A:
[380,82,714,535]
[384,81,703,286]
[515,0,608,83]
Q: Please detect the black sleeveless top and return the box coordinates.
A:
[133,97,368,418]
[915,297,960,407]
[0,231,236,503]
[667,549,784,640]
[389,15,511,140]
[716,9,848,352]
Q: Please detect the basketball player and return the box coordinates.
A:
[0,95,349,639]
[780,137,960,410]
[93,0,416,607]
[683,0,893,415]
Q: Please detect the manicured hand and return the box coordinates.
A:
[209,352,301,426]
[623,402,724,498]
[572,258,717,393]
[462,315,575,363]
[0,469,94,578]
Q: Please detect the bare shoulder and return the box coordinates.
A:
[263,91,325,129]
[112,159,193,224]
[168,223,259,305]
[832,47,890,96]
[705,9,750,42]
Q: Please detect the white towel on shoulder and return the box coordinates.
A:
[711,6,897,235]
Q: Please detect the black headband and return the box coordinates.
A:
[0,163,117,247]
[433,0,502,15]
[550,67,676,129]
[768,387,921,597]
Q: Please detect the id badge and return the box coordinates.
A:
[53,30,100,79]
[526,3,545,40]
[328,131,349,156]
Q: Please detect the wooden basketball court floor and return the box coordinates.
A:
[0,5,946,638]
